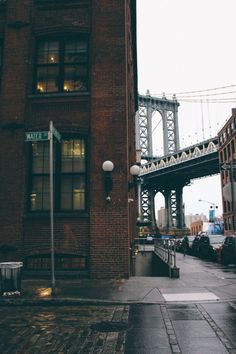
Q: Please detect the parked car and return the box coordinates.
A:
[221,236,236,265]
[198,235,225,261]
[191,235,201,256]
[176,237,184,252]
[175,235,195,254]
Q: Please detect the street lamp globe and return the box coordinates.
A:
[130,164,140,176]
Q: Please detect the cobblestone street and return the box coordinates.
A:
[0,305,129,354]
[2,302,236,354]
[2,255,236,353]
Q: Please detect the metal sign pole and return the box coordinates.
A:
[25,123,61,294]
[49,121,56,295]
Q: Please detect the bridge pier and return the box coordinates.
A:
[162,185,186,230]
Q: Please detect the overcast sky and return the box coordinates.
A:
[137,0,236,217]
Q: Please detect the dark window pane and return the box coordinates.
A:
[36,66,59,93]
[37,41,59,64]
[31,176,50,210]
[64,65,87,92]
[61,175,85,210]
[61,176,73,210]
[73,176,85,210]
[32,142,50,173]
[64,40,87,63]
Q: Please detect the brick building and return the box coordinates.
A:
[0,0,138,278]
[218,109,236,235]
[190,220,203,235]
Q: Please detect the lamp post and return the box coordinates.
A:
[198,199,218,223]
[102,160,114,202]
[130,165,141,217]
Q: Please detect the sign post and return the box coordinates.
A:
[49,121,61,296]
[25,122,61,296]
[49,121,55,296]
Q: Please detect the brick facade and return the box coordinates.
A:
[218,109,236,236]
[0,0,138,278]
[190,220,203,235]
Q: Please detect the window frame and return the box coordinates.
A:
[34,34,89,94]
[28,134,88,213]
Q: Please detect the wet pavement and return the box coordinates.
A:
[0,305,128,353]
[1,253,236,353]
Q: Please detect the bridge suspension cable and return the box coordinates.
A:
[142,83,236,97]
[140,83,236,104]
[178,98,236,103]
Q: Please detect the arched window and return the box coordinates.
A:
[34,35,89,94]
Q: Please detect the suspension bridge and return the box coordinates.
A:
[137,92,220,234]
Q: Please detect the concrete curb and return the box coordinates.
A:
[0,296,236,306]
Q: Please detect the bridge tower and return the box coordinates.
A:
[137,92,185,231]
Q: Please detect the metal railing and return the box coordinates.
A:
[154,238,177,276]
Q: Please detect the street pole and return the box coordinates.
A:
[50,121,56,295]
[137,178,142,218]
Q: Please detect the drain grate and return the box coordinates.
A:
[91,321,129,332]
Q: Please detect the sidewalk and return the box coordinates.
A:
[1,253,236,305]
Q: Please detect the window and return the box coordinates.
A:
[227,143,231,159]
[220,151,223,163]
[224,147,227,161]
[29,137,86,211]
[231,139,235,156]
[231,122,235,132]
[25,254,88,270]
[35,36,89,93]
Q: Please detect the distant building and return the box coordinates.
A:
[185,213,207,228]
[190,219,224,235]
[157,207,167,228]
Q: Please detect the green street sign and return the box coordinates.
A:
[25,131,49,142]
[52,126,61,142]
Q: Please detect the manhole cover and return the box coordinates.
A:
[91,321,128,332]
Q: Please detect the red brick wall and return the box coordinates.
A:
[0,0,32,261]
[0,0,137,277]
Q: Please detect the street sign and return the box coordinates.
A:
[52,126,61,142]
[220,162,236,170]
[25,131,49,142]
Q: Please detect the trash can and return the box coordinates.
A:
[0,262,23,296]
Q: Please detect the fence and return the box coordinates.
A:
[154,238,179,278]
